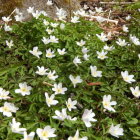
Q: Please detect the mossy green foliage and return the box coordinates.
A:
[0,14,140,139]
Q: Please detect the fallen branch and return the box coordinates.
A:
[43,81,53,86]
[107,10,112,23]
[85,15,118,25]
[9,9,16,18]
[100,2,135,5]
[87,82,102,86]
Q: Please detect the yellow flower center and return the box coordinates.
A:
[72,137,78,140]
[57,88,62,93]
[47,53,52,57]
[25,138,30,140]
[34,50,38,55]
[47,98,52,104]
[124,76,129,81]
[21,88,28,92]
[134,92,138,95]
[73,79,78,83]
[113,129,118,135]
[3,106,10,112]
[67,103,71,109]
[100,55,105,59]
[50,39,55,42]
[48,74,52,78]
[93,71,97,76]
[103,102,110,107]
[0,94,7,97]
[41,131,48,137]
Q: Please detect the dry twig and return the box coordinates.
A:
[42,81,53,86]
[100,2,135,5]
[85,15,118,24]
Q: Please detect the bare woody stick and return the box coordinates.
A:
[85,15,118,25]
[43,81,53,86]
[9,9,16,18]
[107,10,112,23]
[100,2,135,5]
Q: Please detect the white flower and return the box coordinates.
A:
[83,54,90,60]
[109,124,124,138]
[73,11,79,16]
[36,66,48,76]
[71,16,80,23]
[46,28,54,34]
[73,56,81,66]
[15,82,32,96]
[32,10,41,19]
[96,16,105,23]
[50,23,59,28]
[97,50,108,60]
[66,98,77,111]
[27,7,34,14]
[40,11,48,16]
[43,20,49,26]
[6,40,14,48]
[122,25,129,32]
[121,71,135,83]
[96,33,108,42]
[138,54,140,59]
[36,126,57,140]
[57,48,67,55]
[42,37,50,44]
[45,92,58,107]
[90,66,102,77]
[21,131,35,140]
[52,108,67,121]
[76,40,86,47]
[130,34,140,46]
[102,95,117,112]
[82,109,97,127]
[46,48,55,58]
[15,8,20,15]
[130,86,140,98]
[49,35,59,43]
[52,83,67,95]
[95,7,103,13]
[0,102,18,117]
[116,38,127,46]
[15,10,23,16]
[2,16,12,22]
[10,118,26,134]
[60,23,65,29]
[77,9,88,17]
[68,130,88,140]
[0,88,10,100]
[103,45,114,51]
[89,10,95,15]
[47,70,58,81]
[15,14,24,22]
[46,0,53,6]
[83,4,89,10]
[107,31,112,39]
[56,8,67,21]
[67,116,77,121]
[126,15,131,21]
[69,75,83,88]
[29,46,42,58]
[52,108,76,121]
[82,47,89,54]
[4,24,12,31]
